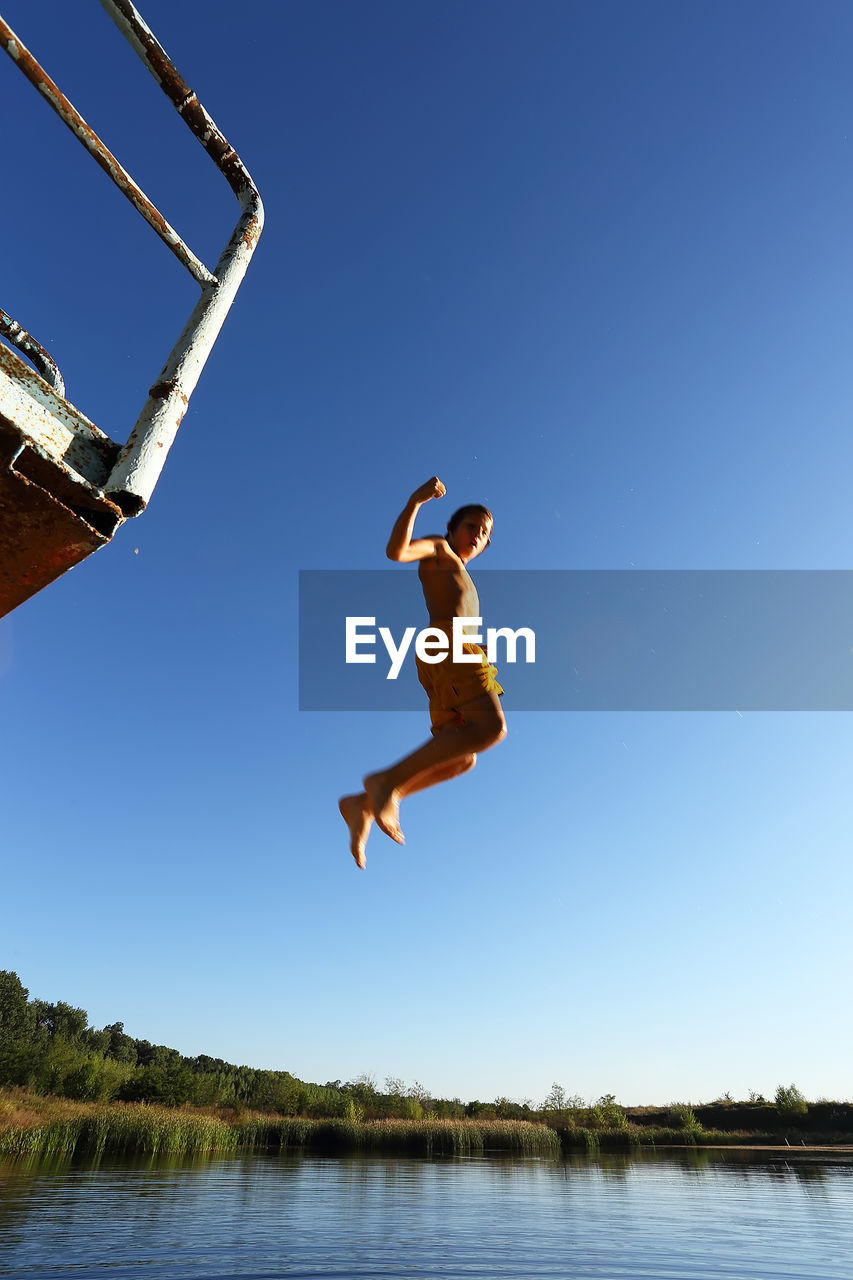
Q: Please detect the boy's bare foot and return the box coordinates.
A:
[338,793,372,868]
[363,772,405,844]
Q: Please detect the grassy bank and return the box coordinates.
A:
[556,1125,781,1152]
[0,1092,560,1160]
[3,1092,844,1162]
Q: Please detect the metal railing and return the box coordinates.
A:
[0,309,65,397]
[0,0,264,514]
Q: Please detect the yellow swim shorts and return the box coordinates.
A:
[414,620,504,735]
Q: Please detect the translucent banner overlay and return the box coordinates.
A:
[298,570,853,711]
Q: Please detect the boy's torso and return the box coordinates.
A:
[418,539,480,623]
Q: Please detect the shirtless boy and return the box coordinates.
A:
[339,476,507,868]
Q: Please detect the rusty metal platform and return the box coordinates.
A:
[0,345,124,616]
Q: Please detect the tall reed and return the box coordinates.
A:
[0,1095,560,1160]
[556,1124,777,1151]
[0,1100,239,1159]
[234,1116,559,1156]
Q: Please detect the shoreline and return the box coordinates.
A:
[2,1093,852,1161]
[653,1143,853,1153]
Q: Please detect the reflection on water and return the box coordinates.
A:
[1,1148,851,1279]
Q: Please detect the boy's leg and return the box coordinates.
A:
[402,752,478,794]
[365,690,505,842]
[339,753,476,868]
[338,794,373,869]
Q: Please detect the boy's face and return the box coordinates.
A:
[448,513,492,563]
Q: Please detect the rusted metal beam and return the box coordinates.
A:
[104,213,263,514]
[97,0,265,514]
[99,0,259,204]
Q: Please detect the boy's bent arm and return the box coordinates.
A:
[386,477,447,562]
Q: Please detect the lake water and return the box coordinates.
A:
[1,1149,851,1279]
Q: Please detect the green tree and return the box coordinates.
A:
[344,1074,378,1115]
[30,1037,84,1095]
[382,1076,406,1117]
[64,1054,134,1102]
[29,1000,89,1044]
[83,1026,111,1056]
[188,1073,225,1107]
[542,1082,567,1112]
[666,1104,702,1133]
[0,972,37,1086]
[119,1064,195,1106]
[593,1094,627,1130]
[343,1096,364,1122]
[247,1070,302,1114]
[0,971,31,1042]
[102,1023,138,1064]
[775,1084,808,1118]
[134,1042,181,1071]
[541,1083,584,1123]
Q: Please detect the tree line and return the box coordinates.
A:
[0,970,820,1129]
[0,971,484,1118]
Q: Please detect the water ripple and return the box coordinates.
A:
[0,1151,851,1280]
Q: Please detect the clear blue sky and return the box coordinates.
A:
[3,0,852,1107]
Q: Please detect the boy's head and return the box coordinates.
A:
[446,503,493,562]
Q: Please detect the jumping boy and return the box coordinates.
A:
[339,476,507,868]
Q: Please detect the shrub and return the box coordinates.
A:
[775,1084,808,1119]
[666,1104,702,1133]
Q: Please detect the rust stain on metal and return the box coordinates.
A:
[0,420,122,618]
[240,214,263,251]
[148,378,188,403]
[104,0,259,205]
[0,344,118,486]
